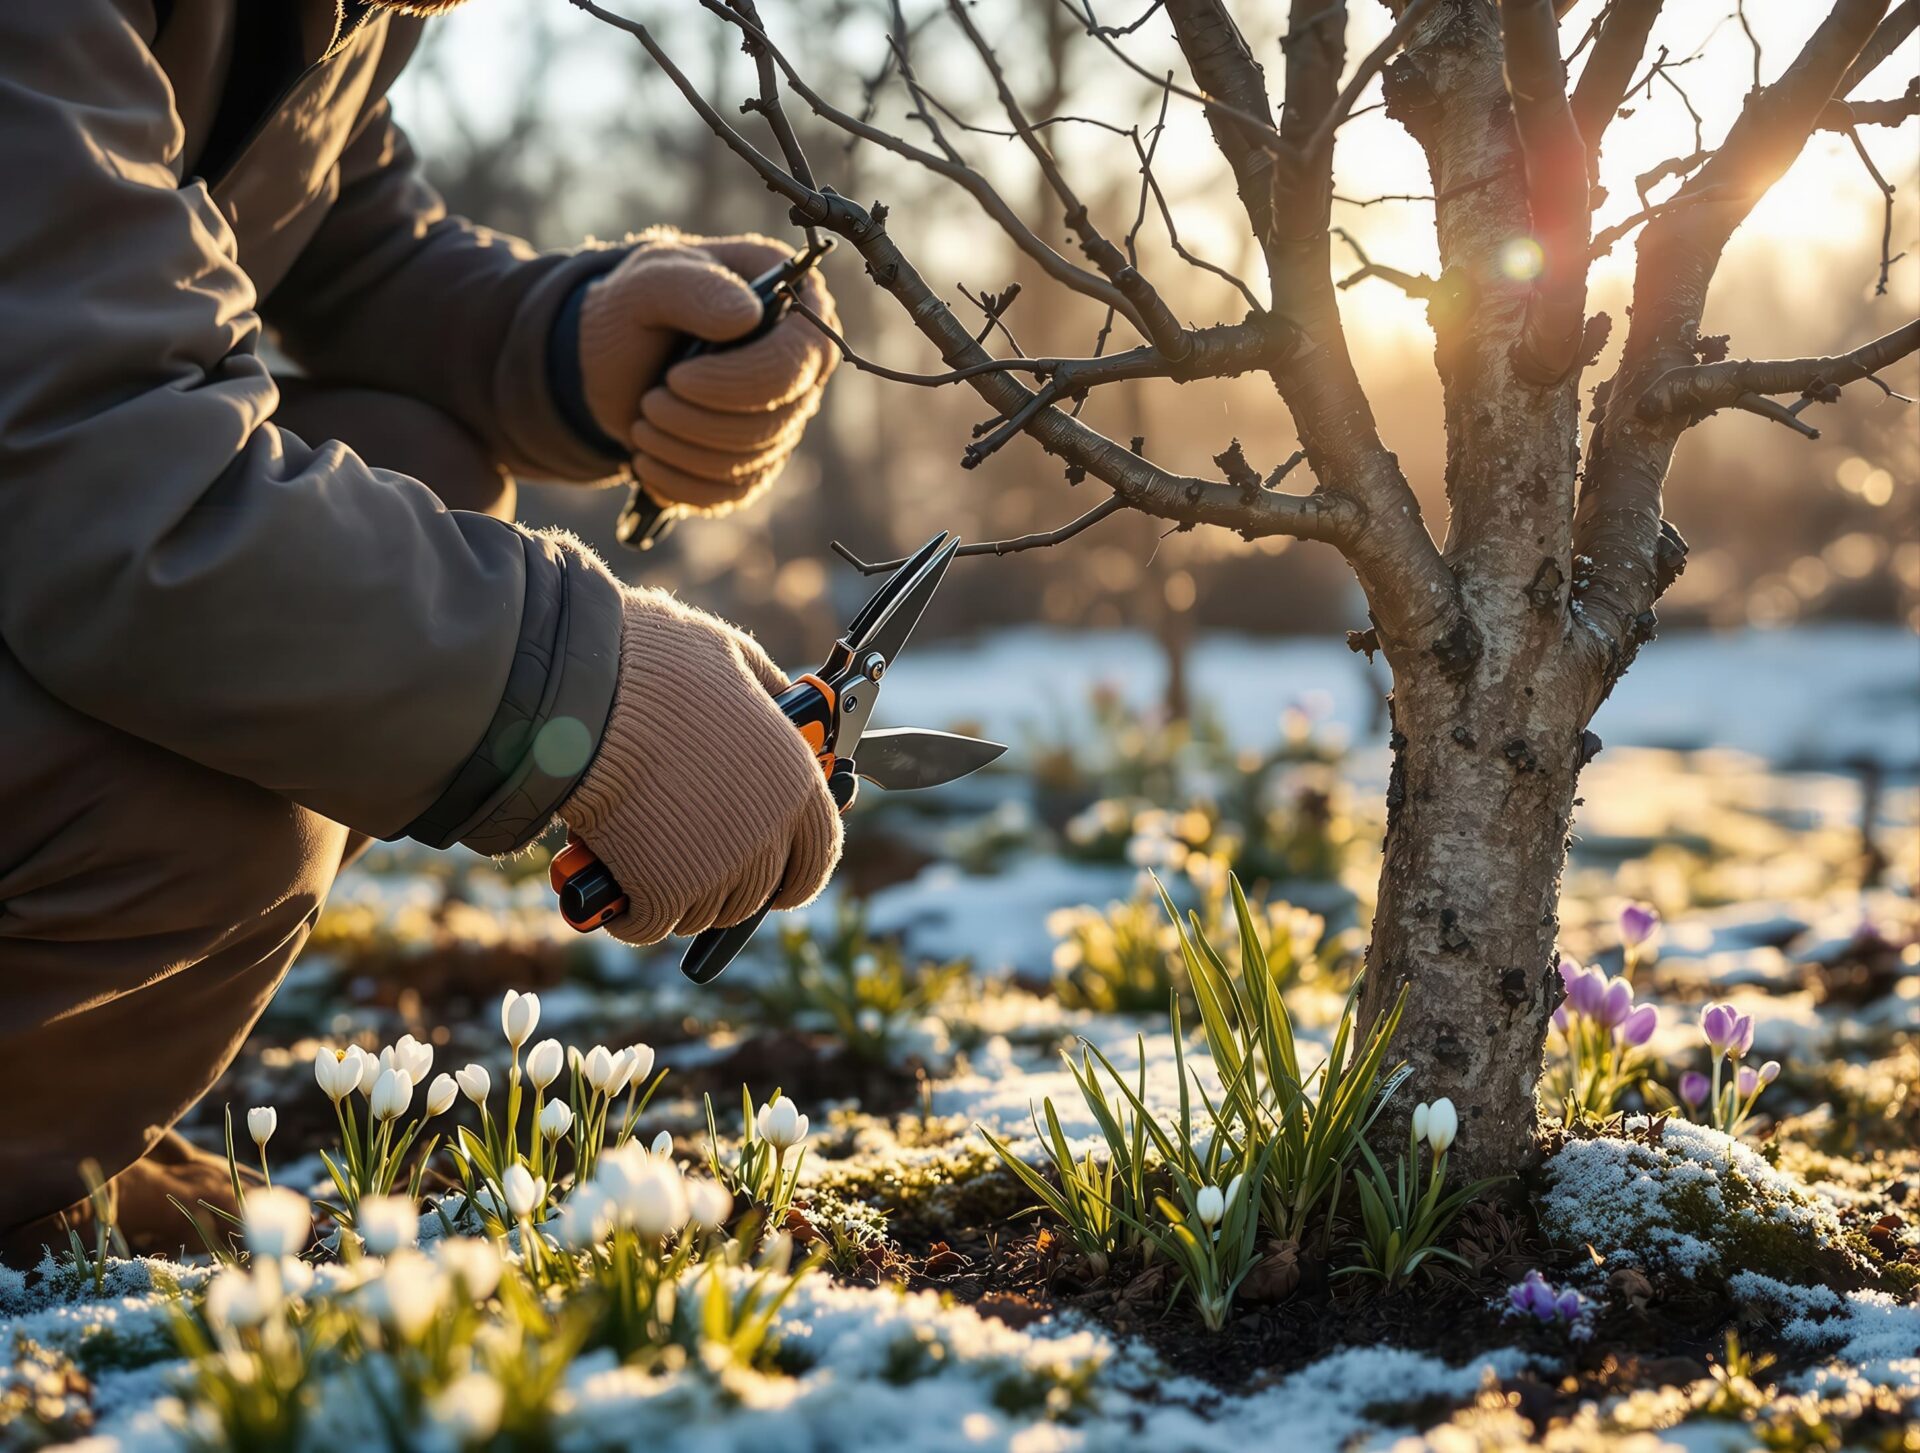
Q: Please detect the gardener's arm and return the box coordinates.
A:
[267,103,838,508]
[0,0,841,924]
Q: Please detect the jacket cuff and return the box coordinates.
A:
[400,530,624,855]
[493,245,634,483]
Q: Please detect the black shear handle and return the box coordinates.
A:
[617,251,820,553]
[680,758,858,983]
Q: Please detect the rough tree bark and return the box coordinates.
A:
[577,0,1920,1178]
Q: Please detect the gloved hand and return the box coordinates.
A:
[579,229,839,516]
[557,588,842,946]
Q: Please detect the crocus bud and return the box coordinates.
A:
[501,990,540,1051]
[539,1100,574,1141]
[1224,1173,1244,1214]
[626,1044,656,1089]
[1678,1070,1710,1108]
[502,1164,545,1219]
[1551,1004,1570,1032]
[583,1045,615,1092]
[1426,1097,1458,1155]
[1195,1184,1225,1229]
[425,1073,458,1117]
[1758,1060,1780,1085]
[1619,901,1661,949]
[358,1195,419,1256]
[605,1048,639,1095]
[243,1186,312,1261]
[1736,1064,1760,1097]
[525,1039,564,1091]
[755,1095,808,1151]
[650,1130,673,1158]
[1412,1102,1430,1145]
[1619,1003,1659,1048]
[1554,1289,1585,1322]
[1562,961,1606,1019]
[686,1178,733,1231]
[247,1106,277,1149]
[370,1067,413,1123]
[455,1063,491,1106]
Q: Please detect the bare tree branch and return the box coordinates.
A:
[831,495,1128,575]
[1841,0,1917,92]
[1498,0,1592,385]
[1332,227,1440,298]
[1569,0,1662,154]
[1637,319,1920,419]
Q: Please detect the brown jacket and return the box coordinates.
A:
[0,0,633,854]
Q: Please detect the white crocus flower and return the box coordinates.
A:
[502,1164,545,1219]
[429,1372,505,1443]
[604,1047,638,1096]
[424,1073,458,1117]
[525,1039,564,1091]
[370,1067,414,1123]
[454,1063,490,1106]
[626,1044,656,1088]
[553,1193,614,1251]
[650,1130,673,1158]
[624,1157,689,1239]
[583,1045,616,1092]
[242,1187,311,1261]
[382,1033,433,1084]
[366,1249,444,1342]
[1426,1097,1458,1156]
[539,1100,574,1141]
[1223,1173,1245,1215]
[1412,1101,1431,1146]
[246,1106,277,1149]
[203,1267,271,1330]
[686,1178,733,1231]
[501,990,540,1051]
[755,1095,808,1151]
[357,1195,419,1256]
[434,1237,503,1300]
[1195,1183,1226,1229]
[314,1047,363,1102]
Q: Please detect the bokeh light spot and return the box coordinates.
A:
[1498,237,1545,282]
[533,716,594,778]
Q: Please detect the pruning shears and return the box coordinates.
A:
[616,239,836,552]
[550,531,1006,983]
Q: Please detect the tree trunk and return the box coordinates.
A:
[1358,654,1587,1178]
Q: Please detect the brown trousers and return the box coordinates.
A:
[0,383,513,1241]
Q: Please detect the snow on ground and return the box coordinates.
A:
[880,626,1920,769]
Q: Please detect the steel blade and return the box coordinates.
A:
[848,534,959,671]
[854,727,1007,791]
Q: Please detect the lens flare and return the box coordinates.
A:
[1498,236,1546,281]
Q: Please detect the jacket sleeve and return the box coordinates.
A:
[266,99,632,484]
[0,0,622,852]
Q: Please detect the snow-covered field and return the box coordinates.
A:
[2,625,1914,1451]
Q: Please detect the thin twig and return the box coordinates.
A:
[831,496,1128,575]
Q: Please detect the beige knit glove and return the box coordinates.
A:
[580,229,839,517]
[557,589,842,946]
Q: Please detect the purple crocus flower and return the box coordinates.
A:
[1563,961,1607,1019]
[1729,1011,1755,1058]
[1679,1070,1710,1108]
[1551,1004,1570,1032]
[1619,1002,1659,1047]
[1701,1002,1741,1057]
[1619,901,1661,949]
[1507,1271,1589,1329]
[1736,1064,1760,1097]
[1598,976,1634,1029]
